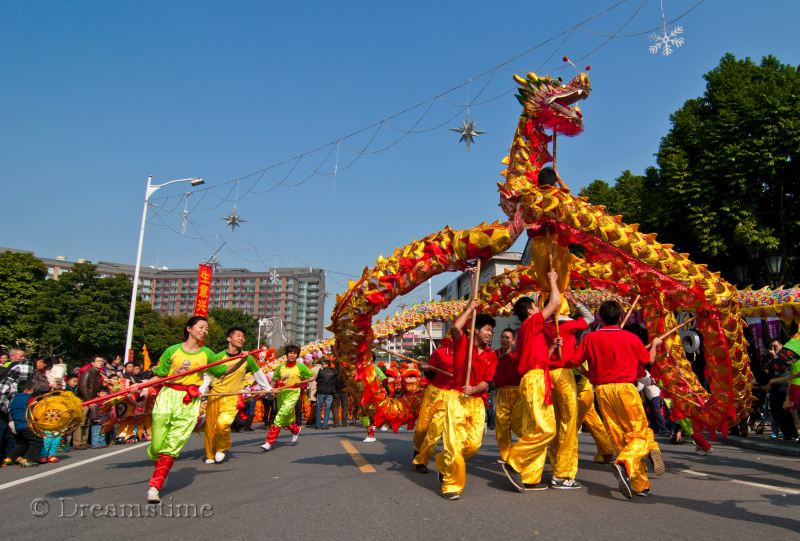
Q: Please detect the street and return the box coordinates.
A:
[0,427,797,540]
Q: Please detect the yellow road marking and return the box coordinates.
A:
[340,439,376,473]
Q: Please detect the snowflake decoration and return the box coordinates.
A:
[649,25,684,56]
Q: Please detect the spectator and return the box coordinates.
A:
[315,360,338,429]
[122,362,137,381]
[765,340,797,440]
[6,380,42,467]
[106,355,124,378]
[47,357,67,390]
[331,362,348,428]
[72,356,105,450]
[0,348,35,462]
[31,357,54,395]
[638,371,670,435]
[58,374,81,452]
[89,389,110,448]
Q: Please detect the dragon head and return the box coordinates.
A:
[513,65,590,136]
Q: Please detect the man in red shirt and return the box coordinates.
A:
[572,300,664,499]
[501,269,561,491]
[434,300,497,500]
[542,290,594,490]
[412,336,455,473]
[493,328,520,463]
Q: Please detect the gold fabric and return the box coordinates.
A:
[595,382,657,493]
[548,368,578,478]
[494,385,521,462]
[530,236,571,315]
[203,395,239,459]
[412,385,449,465]
[506,369,556,485]
[434,391,485,496]
[575,380,615,460]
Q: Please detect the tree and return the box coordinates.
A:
[406,339,432,361]
[643,54,800,285]
[0,251,47,347]
[206,308,258,352]
[579,170,645,225]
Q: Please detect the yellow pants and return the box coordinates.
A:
[548,368,578,479]
[507,370,556,485]
[595,382,657,493]
[203,395,239,460]
[412,385,449,466]
[494,385,521,462]
[576,382,615,461]
[434,391,485,495]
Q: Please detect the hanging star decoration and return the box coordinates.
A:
[222,206,246,232]
[450,114,485,150]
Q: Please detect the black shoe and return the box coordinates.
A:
[438,472,444,485]
[612,463,633,500]
[414,463,428,474]
[499,461,525,493]
[442,492,460,500]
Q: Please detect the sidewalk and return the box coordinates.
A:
[721,432,800,458]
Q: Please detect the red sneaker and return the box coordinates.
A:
[47,456,60,463]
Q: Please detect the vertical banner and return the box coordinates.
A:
[765,318,782,345]
[194,263,213,316]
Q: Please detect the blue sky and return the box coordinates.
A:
[2,1,797,325]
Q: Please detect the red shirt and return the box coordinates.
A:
[544,318,589,369]
[573,326,651,386]
[428,345,455,391]
[493,349,521,387]
[453,334,497,404]
[516,312,550,375]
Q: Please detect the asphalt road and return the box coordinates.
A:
[1,426,798,541]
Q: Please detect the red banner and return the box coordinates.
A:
[194,264,213,316]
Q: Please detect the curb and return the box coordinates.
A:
[721,435,800,458]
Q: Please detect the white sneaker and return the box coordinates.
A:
[291,428,301,443]
[214,451,225,463]
[204,458,215,465]
[260,442,271,452]
[147,487,160,503]
[363,436,377,443]
[380,426,389,431]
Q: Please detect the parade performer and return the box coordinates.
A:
[147,316,239,503]
[574,370,616,463]
[201,327,272,464]
[492,328,520,463]
[361,360,387,443]
[435,300,497,500]
[572,300,664,499]
[500,269,561,492]
[261,344,312,451]
[413,337,455,473]
[542,290,593,489]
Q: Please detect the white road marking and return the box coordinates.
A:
[681,468,800,495]
[0,443,148,492]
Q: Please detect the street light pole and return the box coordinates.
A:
[123,175,204,364]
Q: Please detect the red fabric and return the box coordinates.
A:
[149,454,175,490]
[493,349,521,387]
[544,318,588,369]
[266,424,281,445]
[288,422,300,435]
[516,313,550,374]
[452,334,497,404]
[367,425,376,438]
[573,326,651,385]
[165,383,201,405]
[427,344,455,390]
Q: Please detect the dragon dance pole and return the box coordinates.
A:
[373,347,453,378]
[81,346,270,407]
[646,316,698,349]
[620,294,641,328]
[465,259,482,388]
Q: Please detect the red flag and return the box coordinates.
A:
[194,264,213,316]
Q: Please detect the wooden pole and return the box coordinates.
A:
[546,226,561,359]
[465,259,482,387]
[373,347,453,378]
[620,294,641,328]
[646,315,698,349]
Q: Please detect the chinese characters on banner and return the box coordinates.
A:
[194,264,213,316]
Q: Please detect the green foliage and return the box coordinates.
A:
[0,251,47,347]
[584,54,800,286]
[406,339,432,362]
[205,308,258,352]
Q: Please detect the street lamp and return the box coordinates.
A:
[764,254,784,288]
[123,175,205,363]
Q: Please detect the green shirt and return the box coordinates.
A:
[154,344,226,386]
